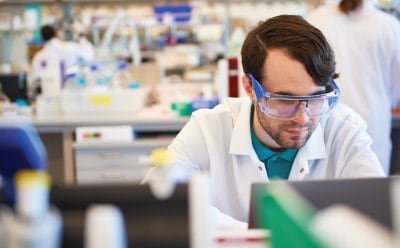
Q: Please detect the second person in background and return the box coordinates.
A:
[28,24,95,100]
[307,0,400,175]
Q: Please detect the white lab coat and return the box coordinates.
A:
[29,38,91,98]
[307,1,400,174]
[168,98,384,226]
[30,38,83,81]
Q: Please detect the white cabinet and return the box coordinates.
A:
[74,139,173,184]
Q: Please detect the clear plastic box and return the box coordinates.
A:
[60,88,148,116]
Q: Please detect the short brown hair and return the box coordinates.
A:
[40,25,56,42]
[241,15,338,86]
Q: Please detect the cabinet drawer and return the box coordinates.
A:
[76,168,147,184]
[75,147,153,170]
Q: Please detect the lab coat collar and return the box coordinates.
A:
[229,100,255,157]
[299,123,327,160]
[44,38,62,48]
[229,100,327,161]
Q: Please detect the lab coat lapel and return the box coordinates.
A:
[289,123,327,180]
[229,101,257,158]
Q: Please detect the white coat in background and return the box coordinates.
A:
[29,37,92,98]
[307,0,400,175]
[30,38,82,81]
[166,98,384,228]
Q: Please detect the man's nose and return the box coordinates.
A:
[291,101,310,124]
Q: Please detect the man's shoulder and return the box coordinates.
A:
[331,102,363,117]
[322,103,367,130]
[190,97,250,123]
[192,97,250,115]
[32,49,45,63]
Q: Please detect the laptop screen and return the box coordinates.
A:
[248,177,393,230]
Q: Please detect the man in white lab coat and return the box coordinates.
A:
[147,15,384,228]
[28,25,90,99]
[307,0,400,175]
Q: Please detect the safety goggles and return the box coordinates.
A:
[247,73,340,119]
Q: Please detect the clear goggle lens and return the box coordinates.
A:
[248,73,340,119]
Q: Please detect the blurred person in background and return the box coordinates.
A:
[28,24,94,100]
[307,0,400,175]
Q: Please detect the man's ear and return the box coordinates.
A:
[242,74,256,101]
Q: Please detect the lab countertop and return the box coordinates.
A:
[0,115,190,132]
[2,112,400,132]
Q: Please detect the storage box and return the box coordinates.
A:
[60,88,148,116]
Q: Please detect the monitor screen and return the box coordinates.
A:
[248,177,393,230]
[0,73,28,102]
[50,183,189,248]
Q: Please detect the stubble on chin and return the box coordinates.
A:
[255,105,317,149]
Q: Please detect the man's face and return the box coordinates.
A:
[253,49,325,150]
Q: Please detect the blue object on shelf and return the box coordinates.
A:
[153,4,193,24]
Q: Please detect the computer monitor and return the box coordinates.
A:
[249,177,393,230]
[50,183,189,248]
[0,73,28,102]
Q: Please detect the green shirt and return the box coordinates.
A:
[250,105,298,180]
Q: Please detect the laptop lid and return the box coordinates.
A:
[249,177,392,230]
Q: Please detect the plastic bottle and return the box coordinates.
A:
[112,61,138,89]
[63,73,86,91]
[87,63,112,90]
[84,204,127,248]
[145,148,190,199]
[86,64,100,88]
[1,170,62,248]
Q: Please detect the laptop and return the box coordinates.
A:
[248,177,394,230]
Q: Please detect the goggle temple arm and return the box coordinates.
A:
[328,79,340,93]
[246,73,265,102]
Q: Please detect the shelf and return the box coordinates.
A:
[73,138,174,149]
[0,0,184,4]
[0,0,57,4]
[59,0,190,3]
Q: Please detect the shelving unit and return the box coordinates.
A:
[0,0,56,4]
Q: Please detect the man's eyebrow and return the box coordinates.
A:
[274,89,326,96]
[312,89,327,95]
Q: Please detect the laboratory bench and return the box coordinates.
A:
[0,115,189,185]
[1,113,400,185]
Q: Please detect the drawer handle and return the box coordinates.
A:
[98,152,123,160]
[100,172,125,179]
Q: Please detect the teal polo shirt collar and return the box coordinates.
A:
[250,104,298,179]
[251,124,298,162]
